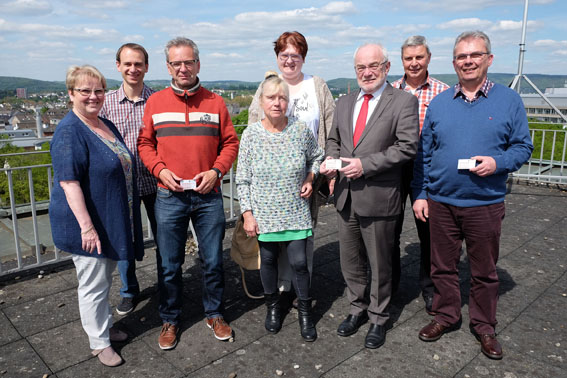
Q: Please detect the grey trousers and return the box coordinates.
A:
[338,200,396,325]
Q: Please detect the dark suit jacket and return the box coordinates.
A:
[326,84,419,217]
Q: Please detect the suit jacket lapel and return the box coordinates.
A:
[354,84,393,149]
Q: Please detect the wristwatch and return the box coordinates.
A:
[211,167,222,179]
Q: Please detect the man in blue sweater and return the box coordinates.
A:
[412,31,533,360]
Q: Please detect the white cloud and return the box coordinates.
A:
[437,18,541,35]
[38,41,70,48]
[123,34,145,43]
[97,47,115,55]
[0,0,52,15]
[0,18,121,40]
[68,0,130,9]
[437,18,493,30]
[492,20,541,31]
[534,39,567,48]
[378,0,555,13]
[320,1,357,13]
[149,2,357,42]
[208,52,244,59]
[533,39,567,57]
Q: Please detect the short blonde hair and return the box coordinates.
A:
[259,73,289,102]
[65,65,106,91]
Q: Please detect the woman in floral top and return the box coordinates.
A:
[236,74,324,341]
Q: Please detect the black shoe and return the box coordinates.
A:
[116,297,136,315]
[337,313,368,337]
[298,299,317,342]
[423,295,435,315]
[364,323,386,349]
[264,293,282,333]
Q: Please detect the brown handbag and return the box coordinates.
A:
[230,214,262,299]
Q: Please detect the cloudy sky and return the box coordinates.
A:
[0,0,565,83]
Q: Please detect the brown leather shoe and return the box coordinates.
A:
[419,320,458,342]
[205,316,233,341]
[476,333,503,360]
[158,323,178,350]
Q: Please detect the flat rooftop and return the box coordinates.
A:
[0,183,566,377]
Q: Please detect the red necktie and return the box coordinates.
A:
[353,94,373,146]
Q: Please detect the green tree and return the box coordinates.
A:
[0,140,52,207]
[231,109,249,129]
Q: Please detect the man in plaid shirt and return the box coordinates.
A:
[391,36,449,313]
[100,43,157,315]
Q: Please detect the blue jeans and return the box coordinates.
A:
[155,187,226,324]
[117,193,158,298]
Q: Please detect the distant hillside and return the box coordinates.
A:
[0,76,66,95]
[328,74,567,94]
[2,74,566,98]
[0,76,122,95]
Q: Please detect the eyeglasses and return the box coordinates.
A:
[278,53,303,62]
[168,60,199,70]
[355,61,387,74]
[454,52,489,62]
[73,88,105,97]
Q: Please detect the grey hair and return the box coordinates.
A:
[353,43,389,63]
[401,35,431,56]
[259,75,289,102]
[164,37,200,61]
[453,31,491,56]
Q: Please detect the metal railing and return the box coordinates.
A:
[0,155,241,277]
[2,125,565,277]
[511,128,567,184]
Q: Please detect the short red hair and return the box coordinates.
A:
[273,31,308,60]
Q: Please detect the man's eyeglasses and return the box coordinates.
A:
[278,53,303,62]
[355,61,387,74]
[168,60,199,70]
[73,88,105,97]
[454,52,489,62]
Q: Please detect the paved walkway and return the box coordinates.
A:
[0,183,566,377]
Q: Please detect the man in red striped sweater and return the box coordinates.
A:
[138,37,239,350]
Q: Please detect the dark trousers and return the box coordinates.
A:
[260,239,310,300]
[338,197,396,326]
[393,160,433,297]
[428,198,505,335]
[117,192,158,298]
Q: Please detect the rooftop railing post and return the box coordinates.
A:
[550,131,557,180]
[229,166,235,220]
[561,131,567,177]
[28,168,42,265]
[6,170,23,271]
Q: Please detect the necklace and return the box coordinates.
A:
[73,110,115,141]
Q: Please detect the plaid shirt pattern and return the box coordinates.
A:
[392,73,450,130]
[100,83,157,196]
[454,78,494,103]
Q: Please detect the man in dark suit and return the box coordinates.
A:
[320,43,419,349]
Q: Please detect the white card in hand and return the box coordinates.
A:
[457,159,477,170]
[326,159,342,170]
[180,179,196,190]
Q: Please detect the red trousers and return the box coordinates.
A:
[428,199,505,335]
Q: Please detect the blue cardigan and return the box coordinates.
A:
[49,111,145,261]
[412,83,534,207]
